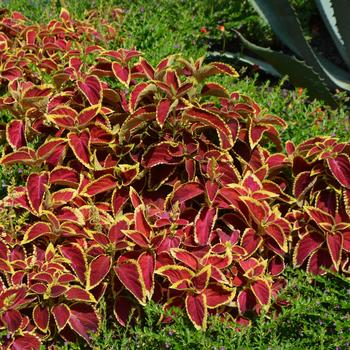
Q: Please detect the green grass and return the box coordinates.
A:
[49,268,350,349]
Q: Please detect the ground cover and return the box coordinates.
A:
[0,2,350,349]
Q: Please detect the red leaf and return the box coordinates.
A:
[156,265,194,284]
[251,280,271,305]
[293,232,324,267]
[68,303,100,342]
[207,62,239,77]
[185,293,207,330]
[0,148,35,165]
[87,255,112,290]
[201,82,229,98]
[50,167,79,186]
[85,175,117,196]
[237,289,256,314]
[52,304,70,331]
[77,105,100,127]
[11,333,41,350]
[241,228,262,256]
[171,182,204,204]
[265,224,287,252]
[77,75,102,105]
[6,120,26,149]
[139,58,155,79]
[326,233,343,270]
[249,124,269,148]
[156,99,172,127]
[138,252,155,297]
[194,207,217,246]
[268,255,285,276]
[133,206,149,232]
[112,187,129,215]
[68,130,92,169]
[184,107,233,149]
[170,249,198,270]
[36,139,66,160]
[307,249,333,275]
[51,189,76,205]
[112,62,130,86]
[2,309,22,332]
[27,172,48,213]
[293,171,315,198]
[22,222,51,244]
[192,266,211,293]
[2,67,22,81]
[141,142,180,168]
[204,283,235,308]
[114,295,137,327]
[66,287,96,302]
[114,260,147,305]
[305,206,334,226]
[129,82,156,112]
[33,305,49,332]
[327,154,350,189]
[60,245,87,284]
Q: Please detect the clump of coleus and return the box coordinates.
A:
[1,8,350,350]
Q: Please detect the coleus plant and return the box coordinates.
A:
[0,7,350,350]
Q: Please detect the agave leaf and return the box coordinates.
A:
[248,0,310,58]
[236,31,336,107]
[316,0,350,70]
[249,0,350,93]
[206,51,281,77]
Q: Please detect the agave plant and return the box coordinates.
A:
[209,0,350,107]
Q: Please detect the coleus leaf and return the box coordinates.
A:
[326,233,343,270]
[27,172,49,214]
[36,138,66,161]
[52,304,70,331]
[185,293,207,330]
[129,82,157,112]
[33,305,50,333]
[114,295,137,327]
[22,222,52,244]
[60,245,87,284]
[1,309,22,333]
[170,182,204,205]
[0,147,35,165]
[191,265,211,293]
[112,62,130,87]
[183,107,233,149]
[68,303,100,343]
[194,207,217,246]
[11,333,41,350]
[6,119,26,149]
[77,104,101,127]
[250,279,271,306]
[141,141,181,168]
[114,259,147,305]
[77,75,102,105]
[156,98,177,127]
[327,154,350,189]
[68,130,93,169]
[86,255,112,290]
[138,251,155,298]
[156,265,194,284]
[204,283,236,308]
[65,287,96,303]
[84,175,117,196]
[293,232,324,267]
[237,289,257,314]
